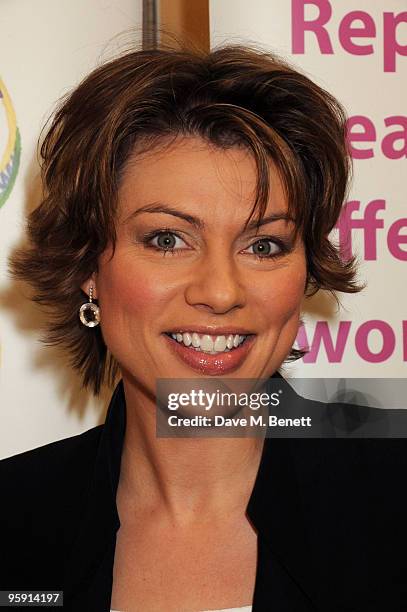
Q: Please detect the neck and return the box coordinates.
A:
[117,375,265,527]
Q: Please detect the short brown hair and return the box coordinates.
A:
[10,44,363,394]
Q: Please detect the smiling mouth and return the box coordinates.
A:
[164,331,253,355]
[163,330,256,375]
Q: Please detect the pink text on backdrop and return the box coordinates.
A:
[292,0,407,72]
[335,199,407,261]
[347,115,407,160]
[296,320,407,363]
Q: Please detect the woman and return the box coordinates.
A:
[1,44,406,612]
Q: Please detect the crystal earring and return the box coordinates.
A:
[79,284,101,327]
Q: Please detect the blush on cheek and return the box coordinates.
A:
[257,271,305,325]
[98,259,162,312]
[120,278,158,310]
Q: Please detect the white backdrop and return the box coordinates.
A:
[210,0,407,381]
[0,0,142,459]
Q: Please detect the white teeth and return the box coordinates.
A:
[182,332,192,346]
[200,335,214,352]
[213,335,227,351]
[168,331,249,353]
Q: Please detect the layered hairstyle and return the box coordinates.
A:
[10,44,364,394]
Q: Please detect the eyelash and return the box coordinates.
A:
[140,229,291,260]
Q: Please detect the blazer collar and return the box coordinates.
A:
[64,381,125,608]
[65,374,318,610]
[247,374,318,609]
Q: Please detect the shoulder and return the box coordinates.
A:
[286,392,407,497]
[0,425,104,589]
[285,392,407,475]
[0,424,104,517]
[290,436,407,502]
[289,436,407,606]
[0,424,103,501]
[292,435,407,467]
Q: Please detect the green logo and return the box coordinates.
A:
[0,78,21,208]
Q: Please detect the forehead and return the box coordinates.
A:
[117,136,289,225]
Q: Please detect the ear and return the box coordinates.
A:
[80,273,98,299]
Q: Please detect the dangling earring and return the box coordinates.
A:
[79,284,101,327]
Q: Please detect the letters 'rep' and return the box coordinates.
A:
[291,0,407,73]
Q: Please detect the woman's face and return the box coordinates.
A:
[88,136,306,391]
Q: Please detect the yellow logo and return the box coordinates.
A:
[0,78,21,208]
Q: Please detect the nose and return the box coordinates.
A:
[184,252,246,315]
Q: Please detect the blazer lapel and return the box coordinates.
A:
[64,381,126,611]
[252,537,318,611]
[247,374,320,610]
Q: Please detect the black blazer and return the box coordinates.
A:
[1,375,406,612]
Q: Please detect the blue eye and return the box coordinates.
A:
[246,238,285,259]
[153,232,179,249]
[143,230,187,255]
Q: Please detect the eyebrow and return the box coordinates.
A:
[123,202,295,230]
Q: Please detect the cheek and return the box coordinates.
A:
[254,264,306,327]
[96,256,170,323]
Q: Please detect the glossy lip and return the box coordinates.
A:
[162,333,256,375]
